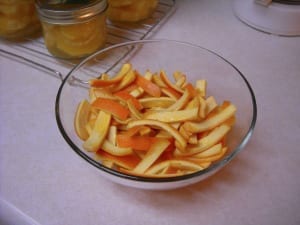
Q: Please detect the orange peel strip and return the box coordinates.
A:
[143,107,198,123]
[161,87,181,99]
[195,79,207,97]
[160,70,184,93]
[177,124,231,156]
[83,111,111,152]
[139,97,175,108]
[193,143,223,158]
[186,147,228,163]
[101,140,133,156]
[183,103,237,133]
[135,74,161,97]
[92,98,130,120]
[205,96,218,115]
[167,88,191,111]
[74,99,91,141]
[96,151,140,170]
[146,159,203,175]
[111,69,136,92]
[133,139,170,174]
[127,119,187,150]
[89,63,132,87]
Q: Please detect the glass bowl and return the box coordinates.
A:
[55,39,257,190]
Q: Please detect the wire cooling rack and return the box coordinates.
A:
[0,0,176,81]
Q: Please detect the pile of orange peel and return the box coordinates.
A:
[74,63,237,177]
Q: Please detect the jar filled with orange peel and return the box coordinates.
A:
[0,0,41,39]
[35,0,108,59]
[107,0,158,22]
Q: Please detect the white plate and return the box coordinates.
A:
[233,0,300,36]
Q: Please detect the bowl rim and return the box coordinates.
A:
[55,39,257,183]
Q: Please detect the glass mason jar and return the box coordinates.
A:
[35,0,108,59]
[0,0,41,39]
[107,0,158,22]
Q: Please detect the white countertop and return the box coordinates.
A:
[1,0,300,225]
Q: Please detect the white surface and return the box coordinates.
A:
[1,0,300,225]
[0,198,40,225]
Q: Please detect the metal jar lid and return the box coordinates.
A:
[35,0,108,24]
